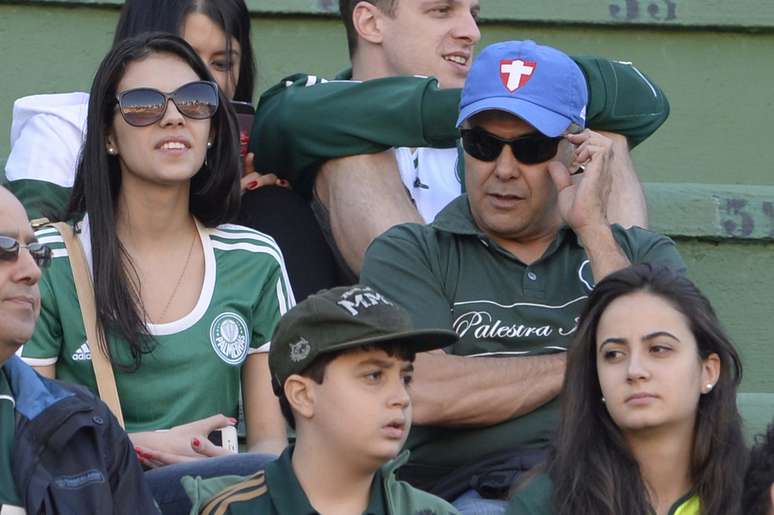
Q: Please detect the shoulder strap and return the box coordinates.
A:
[51,222,125,428]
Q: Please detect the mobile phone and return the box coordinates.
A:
[207,426,239,453]
[231,101,256,175]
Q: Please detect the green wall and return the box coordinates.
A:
[1,1,772,393]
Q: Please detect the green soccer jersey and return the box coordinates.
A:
[20,219,295,433]
[360,195,686,474]
[0,368,22,510]
[506,473,700,515]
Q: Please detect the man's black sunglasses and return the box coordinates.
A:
[0,236,52,268]
[460,126,563,164]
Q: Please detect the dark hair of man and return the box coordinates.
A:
[543,263,746,515]
[278,342,416,429]
[113,0,256,102]
[743,420,774,515]
[66,33,241,371]
[339,0,397,58]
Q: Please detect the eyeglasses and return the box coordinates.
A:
[460,126,563,164]
[0,236,52,268]
[115,80,219,127]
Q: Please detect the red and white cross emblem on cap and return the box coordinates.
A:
[500,59,536,92]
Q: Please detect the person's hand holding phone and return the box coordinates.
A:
[132,414,237,468]
[231,100,290,192]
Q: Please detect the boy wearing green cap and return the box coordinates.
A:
[185,285,459,515]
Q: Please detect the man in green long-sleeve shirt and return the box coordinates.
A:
[250,0,670,276]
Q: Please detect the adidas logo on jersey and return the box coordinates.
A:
[72,342,92,361]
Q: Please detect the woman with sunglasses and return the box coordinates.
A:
[7,0,254,218]
[6,0,339,302]
[507,264,746,515]
[20,32,292,510]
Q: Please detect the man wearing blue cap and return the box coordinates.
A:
[360,40,685,514]
[249,1,670,280]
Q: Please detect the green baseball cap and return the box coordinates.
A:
[269,285,458,395]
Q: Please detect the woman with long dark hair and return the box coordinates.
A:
[113,0,255,102]
[508,264,746,515]
[20,33,292,511]
[7,0,255,218]
[8,0,338,301]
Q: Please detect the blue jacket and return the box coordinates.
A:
[5,355,159,514]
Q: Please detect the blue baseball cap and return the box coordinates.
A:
[456,40,588,137]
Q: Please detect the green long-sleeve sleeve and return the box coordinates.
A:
[250,74,460,196]
[250,57,669,197]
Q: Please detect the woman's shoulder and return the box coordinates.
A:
[507,473,555,515]
[205,223,286,267]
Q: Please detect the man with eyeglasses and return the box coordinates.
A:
[359,41,686,514]
[0,186,158,514]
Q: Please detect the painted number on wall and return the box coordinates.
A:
[717,197,774,238]
[610,0,677,21]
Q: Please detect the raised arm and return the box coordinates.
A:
[572,56,670,148]
[250,74,460,196]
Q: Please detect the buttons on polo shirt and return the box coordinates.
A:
[523,267,545,294]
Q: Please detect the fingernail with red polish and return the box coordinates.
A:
[246,181,258,190]
[192,438,200,448]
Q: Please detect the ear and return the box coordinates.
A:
[284,375,316,421]
[700,352,721,394]
[768,484,774,515]
[352,1,386,45]
[105,129,119,156]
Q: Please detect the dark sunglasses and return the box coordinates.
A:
[0,236,52,268]
[460,126,563,164]
[115,80,219,127]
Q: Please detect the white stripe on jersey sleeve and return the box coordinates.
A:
[20,356,58,366]
[38,235,64,245]
[249,342,270,354]
[36,227,59,237]
[276,278,289,315]
[210,235,296,307]
[51,249,68,259]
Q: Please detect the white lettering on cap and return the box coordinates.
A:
[337,290,394,316]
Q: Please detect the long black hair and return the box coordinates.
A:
[547,264,745,515]
[743,419,774,515]
[66,33,241,370]
[113,0,256,102]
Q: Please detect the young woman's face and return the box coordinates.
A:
[107,53,212,187]
[595,291,720,436]
[181,12,241,100]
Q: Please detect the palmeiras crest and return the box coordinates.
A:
[209,312,250,365]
